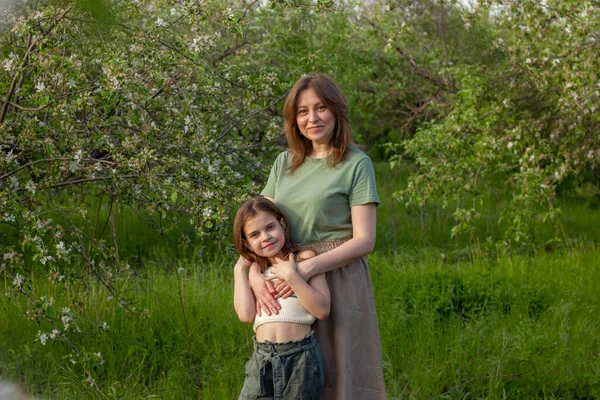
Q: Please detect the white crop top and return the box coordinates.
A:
[253,267,316,332]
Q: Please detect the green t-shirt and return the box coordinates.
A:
[261,145,380,244]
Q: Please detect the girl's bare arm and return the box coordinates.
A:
[233,257,257,323]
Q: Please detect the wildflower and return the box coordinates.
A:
[100,322,109,330]
[35,81,46,92]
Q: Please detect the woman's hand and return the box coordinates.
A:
[234,256,251,272]
[273,279,294,299]
[267,254,301,300]
[248,262,280,316]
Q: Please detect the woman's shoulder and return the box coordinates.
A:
[346,144,369,158]
[273,150,292,164]
[344,145,373,166]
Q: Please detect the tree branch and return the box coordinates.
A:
[364,18,457,93]
[0,158,118,181]
[0,8,71,123]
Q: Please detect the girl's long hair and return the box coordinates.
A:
[233,197,296,271]
[283,72,354,172]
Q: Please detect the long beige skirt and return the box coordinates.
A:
[298,239,387,400]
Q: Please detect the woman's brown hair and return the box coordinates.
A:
[233,197,297,271]
[283,72,354,172]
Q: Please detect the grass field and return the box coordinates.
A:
[2,162,600,399]
[2,248,600,398]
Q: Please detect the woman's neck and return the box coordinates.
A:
[309,143,331,159]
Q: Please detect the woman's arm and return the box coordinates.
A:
[296,203,376,281]
[233,258,257,323]
[268,254,330,320]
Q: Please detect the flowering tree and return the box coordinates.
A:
[0,0,398,390]
[386,0,600,247]
[0,0,306,388]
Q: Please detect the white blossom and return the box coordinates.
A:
[12,273,23,288]
[61,315,72,329]
[35,81,46,92]
[38,332,48,345]
[155,17,167,27]
[25,181,36,194]
[3,58,14,72]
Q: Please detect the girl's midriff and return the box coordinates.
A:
[255,322,311,343]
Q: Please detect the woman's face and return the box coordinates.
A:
[295,88,336,147]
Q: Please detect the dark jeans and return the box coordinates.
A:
[239,331,324,400]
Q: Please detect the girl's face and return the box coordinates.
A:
[295,88,336,147]
[243,211,287,260]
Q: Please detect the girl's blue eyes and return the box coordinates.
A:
[248,224,276,238]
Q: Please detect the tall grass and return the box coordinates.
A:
[2,248,600,398]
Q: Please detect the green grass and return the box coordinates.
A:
[2,248,600,398]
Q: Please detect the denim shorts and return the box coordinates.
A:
[238,331,324,400]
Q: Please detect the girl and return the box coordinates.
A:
[233,196,330,399]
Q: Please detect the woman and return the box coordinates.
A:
[247,72,387,399]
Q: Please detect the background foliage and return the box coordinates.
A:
[1,0,599,397]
